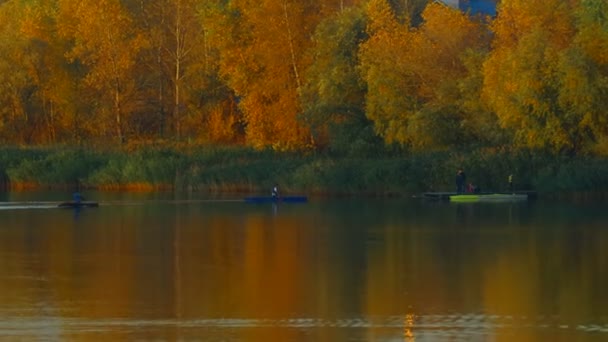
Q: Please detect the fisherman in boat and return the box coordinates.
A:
[456,169,466,194]
[72,191,84,204]
[271,184,279,199]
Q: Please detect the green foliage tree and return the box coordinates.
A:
[358,0,408,146]
[301,6,381,155]
[360,1,491,150]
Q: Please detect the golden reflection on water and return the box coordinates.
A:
[0,200,607,340]
[404,313,415,341]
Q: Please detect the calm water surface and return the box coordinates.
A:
[0,192,607,341]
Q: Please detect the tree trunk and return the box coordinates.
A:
[114,85,124,144]
[282,0,302,90]
[174,0,182,140]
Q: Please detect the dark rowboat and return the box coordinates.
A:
[57,201,99,208]
[244,196,307,203]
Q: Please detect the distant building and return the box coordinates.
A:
[439,0,498,17]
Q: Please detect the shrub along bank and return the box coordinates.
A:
[1,146,608,198]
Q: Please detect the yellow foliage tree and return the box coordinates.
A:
[483,0,580,152]
[558,0,608,155]
[360,1,491,149]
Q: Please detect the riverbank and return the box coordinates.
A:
[1,146,608,199]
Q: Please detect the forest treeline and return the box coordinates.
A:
[0,0,607,156]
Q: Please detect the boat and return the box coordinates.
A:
[449,193,528,202]
[57,201,99,208]
[244,196,308,203]
[422,190,536,201]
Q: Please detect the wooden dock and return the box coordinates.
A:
[421,192,457,200]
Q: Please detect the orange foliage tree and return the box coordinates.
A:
[19,0,89,143]
[211,0,325,150]
[132,0,242,144]
[0,1,31,143]
[3,0,608,158]
[57,0,148,144]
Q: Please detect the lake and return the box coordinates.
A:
[1,191,607,341]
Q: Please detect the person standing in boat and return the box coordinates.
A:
[461,169,467,192]
[508,174,513,193]
[455,169,466,194]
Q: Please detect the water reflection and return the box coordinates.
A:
[0,197,607,340]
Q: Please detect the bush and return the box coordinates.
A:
[6,149,102,187]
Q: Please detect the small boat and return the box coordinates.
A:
[244,196,308,203]
[57,201,99,208]
[449,193,528,202]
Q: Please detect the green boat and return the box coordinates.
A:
[449,193,528,202]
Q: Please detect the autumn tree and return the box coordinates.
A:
[357,0,406,146]
[388,0,429,24]
[134,0,243,144]
[18,0,91,144]
[130,0,170,138]
[318,0,364,14]
[0,1,32,143]
[557,0,608,155]
[300,6,381,155]
[212,0,325,150]
[57,0,148,144]
[483,0,580,153]
[160,0,204,140]
[360,0,492,150]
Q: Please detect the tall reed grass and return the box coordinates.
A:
[1,146,608,198]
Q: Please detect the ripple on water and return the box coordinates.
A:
[0,314,607,339]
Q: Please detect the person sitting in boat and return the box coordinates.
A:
[271,184,279,199]
[467,183,481,194]
[72,192,84,203]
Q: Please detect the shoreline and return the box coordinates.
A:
[2,182,608,201]
[2,146,608,201]
[0,181,410,197]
